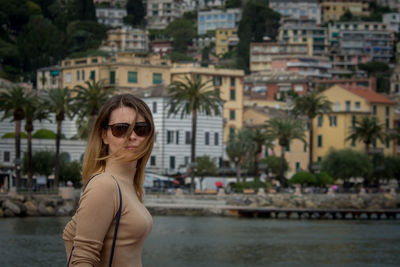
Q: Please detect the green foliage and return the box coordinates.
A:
[68,49,110,59]
[32,129,57,139]
[358,61,389,75]
[315,171,334,186]
[339,9,358,21]
[290,171,316,185]
[59,160,81,184]
[2,132,27,139]
[321,149,373,181]
[25,150,55,177]
[183,10,197,22]
[164,18,196,53]
[226,0,242,8]
[233,180,267,191]
[170,51,194,62]
[66,20,107,54]
[260,156,288,177]
[124,0,146,26]
[196,155,217,177]
[68,0,96,21]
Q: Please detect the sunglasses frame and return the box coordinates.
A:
[106,122,151,138]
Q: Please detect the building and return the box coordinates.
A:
[314,85,396,163]
[390,42,400,94]
[215,28,238,56]
[314,77,377,91]
[319,0,370,23]
[269,0,321,25]
[96,7,127,27]
[270,55,332,78]
[244,71,311,101]
[36,66,62,91]
[94,0,127,8]
[189,36,216,53]
[383,13,400,33]
[197,8,242,35]
[250,42,309,72]
[278,19,329,56]
[151,40,173,56]
[132,85,224,175]
[60,53,172,90]
[171,64,245,142]
[377,0,400,12]
[101,27,149,53]
[146,0,184,29]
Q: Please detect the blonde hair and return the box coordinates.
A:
[82,94,154,202]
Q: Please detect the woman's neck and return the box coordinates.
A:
[104,158,137,183]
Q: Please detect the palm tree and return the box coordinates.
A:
[23,93,49,190]
[73,80,115,131]
[347,116,386,155]
[0,86,27,189]
[247,127,273,179]
[265,117,306,186]
[226,129,253,182]
[293,91,331,172]
[44,88,73,189]
[167,75,223,193]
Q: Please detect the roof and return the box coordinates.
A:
[344,86,396,105]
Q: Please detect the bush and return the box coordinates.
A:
[315,171,334,186]
[2,132,27,138]
[233,180,268,192]
[260,156,288,177]
[289,171,316,185]
[32,129,56,139]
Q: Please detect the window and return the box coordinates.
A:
[90,71,95,81]
[295,162,300,170]
[128,71,138,83]
[150,156,156,166]
[81,70,85,80]
[152,102,157,113]
[329,116,337,127]
[205,132,210,145]
[386,118,390,129]
[372,105,377,115]
[230,110,235,120]
[185,131,191,144]
[153,73,162,84]
[386,106,390,116]
[169,156,175,169]
[176,131,179,144]
[167,130,174,144]
[352,116,356,128]
[66,73,72,83]
[76,70,80,81]
[3,151,10,162]
[286,144,290,152]
[230,77,235,87]
[355,102,360,109]
[304,143,307,152]
[184,156,190,166]
[395,84,399,93]
[110,71,115,84]
[317,135,322,147]
[230,89,235,100]
[229,127,235,138]
[214,132,219,145]
[386,138,390,148]
[345,101,351,111]
[317,156,322,162]
[213,76,222,86]
[317,116,323,127]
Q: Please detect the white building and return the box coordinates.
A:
[132,85,224,176]
[96,7,127,27]
[36,66,62,91]
[383,13,400,33]
[182,0,226,11]
[146,0,184,29]
[269,0,321,25]
[197,8,242,35]
[101,26,149,53]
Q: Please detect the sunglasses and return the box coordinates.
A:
[106,122,151,138]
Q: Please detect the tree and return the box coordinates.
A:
[321,149,372,183]
[22,93,49,190]
[358,61,390,93]
[196,155,217,190]
[73,80,114,132]
[66,20,107,55]
[226,129,253,182]
[59,160,81,186]
[44,88,73,189]
[29,150,56,178]
[260,156,288,179]
[226,0,242,8]
[124,0,146,26]
[289,171,316,186]
[69,0,96,21]
[164,18,196,53]
[265,117,306,186]
[247,127,273,179]
[339,9,356,21]
[0,86,27,189]
[292,91,332,172]
[237,0,280,72]
[346,116,386,155]
[167,75,223,193]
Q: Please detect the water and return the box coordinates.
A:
[0,216,399,267]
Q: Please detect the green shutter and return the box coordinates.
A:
[128,71,138,83]
[110,71,115,84]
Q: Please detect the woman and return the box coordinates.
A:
[63,94,155,266]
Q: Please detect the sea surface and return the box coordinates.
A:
[0,216,399,267]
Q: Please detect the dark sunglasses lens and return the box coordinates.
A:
[110,124,129,137]
[134,123,151,137]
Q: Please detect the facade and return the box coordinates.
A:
[315,85,396,162]
[189,36,216,52]
[197,8,242,35]
[278,19,329,56]
[171,64,245,143]
[132,85,224,175]
[314,77,377,91]
[244,71,311,101]
[151,40,173,56]
[146,0,184,29]
[319,0,370,23]
[36,66,62,91]
[101,27,149,53]
[383,13,400,33]
[94,0,127,7]
[96,8,127,27]
[215,28,238,56]
[269,0,321,25]
[250,42,309,72]
[270,55,332,78]
[390,42,400,94]
[377,0,400,11]
[60,53,172,90]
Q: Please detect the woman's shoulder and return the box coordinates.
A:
[85,173,118,192]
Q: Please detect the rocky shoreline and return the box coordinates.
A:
[1,189,400,218]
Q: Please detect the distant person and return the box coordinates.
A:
[63,94,155,266]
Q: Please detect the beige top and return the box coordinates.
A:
[63,160,153,267]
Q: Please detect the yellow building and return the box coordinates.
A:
[243,105,309,176]
[320,0,370,23]
[215,28,238,56]
[60,52,171,90]
[314,85,396,162]
[171,65,244,143]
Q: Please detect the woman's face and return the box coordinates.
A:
[102,106,147,157]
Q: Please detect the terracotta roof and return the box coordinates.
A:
[344,86,396,105]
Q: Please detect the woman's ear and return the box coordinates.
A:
[102,129,109,145]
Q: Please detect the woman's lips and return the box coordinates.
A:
[125,146,137,150]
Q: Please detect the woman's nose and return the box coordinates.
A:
[128,130,138,140]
